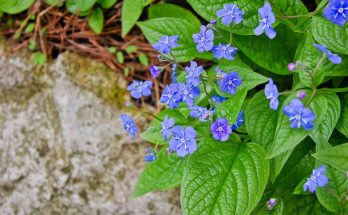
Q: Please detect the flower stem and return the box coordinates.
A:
[280,0,328,19]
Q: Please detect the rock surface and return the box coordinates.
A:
[0,50,181,215]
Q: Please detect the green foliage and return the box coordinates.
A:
[337,94,348,138]
[88,8,104,34]
[33,52,46,65]
[131,148,187,197]
[313,143,348,174]
[181,141,269,214]
[0,0,35,14]
[121,0,144,37]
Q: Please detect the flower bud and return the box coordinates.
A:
[288,62,296,72]
[297,91,307,100]
[267,198,277,210]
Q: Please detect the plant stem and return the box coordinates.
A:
[280,0,328,19]
[318,87,348,93]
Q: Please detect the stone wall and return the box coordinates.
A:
[0,50,180,215]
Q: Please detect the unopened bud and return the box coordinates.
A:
[267,198,277,210]
[297,91,307,100]
[288,62,296,72]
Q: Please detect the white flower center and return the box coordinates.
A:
[338,7,344,13]
[218,126,223,132]
[184,90,189,95]
[200,37,205,42]
[180,138,186,143]
[228,80,233,85]
[168,94,172,98]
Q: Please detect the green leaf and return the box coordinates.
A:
[275,139,315,189]
[215,88,247,124]
[337,94,348,138]
[316,164,348,213]
[99,0,117,9]
[33,52,46,65]
[121,0,144,37]
[138,17,212,62]
[131,148,186,198]
[245,91,278,150]
[313,143,348,174]
[141,109,188,145]
[181,142,269,214]
[116,51,124,63]
[66,0,93,15]
[267,93,328,158]
[234,25,301,75]
[138,53,149,66]
[125,45,137,53]
[187,0,264,35]
[148,3,200,27]
[24,23,35,33]
[88,8,104,34]
[282,191,332,214]
[0,0,35,14]
[312,16,348,55]
[310,93,341,143]
[44,0,64,6]
[107,47,116,54]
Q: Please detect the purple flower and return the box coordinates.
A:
[220,72,242,94]
[297,91,307,100]
[161,115,175,141]
[210,118,232,142]
[231,111,244,131]
[283,99,316,130]
[152,35,179,54]
[144,148,156,162]
[304,166,328,193]
[121,114,138,140]
[192,25,214,52]
[150,66,161,78]
[212,44,238,60]
[169,126,197,157]
[267,198,277,210]
[264,78,279,110]
[288,62,296,72]
[189,106,213,122]
[323,0,348,26]
[178,83,200,107]
[160,83,182,109]
[211,95,228,106]
[314,43,342,64]
[171,63,177,83]
[127,80,152,99]
[216,3,244,26]
[185,61,204,86]
[254,2,276,39]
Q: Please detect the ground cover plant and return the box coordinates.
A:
[122,0,348,214]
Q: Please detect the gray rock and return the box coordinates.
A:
[0,51,180,215]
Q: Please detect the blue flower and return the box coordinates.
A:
[161,115,175,141]
[171,63,177,83]
[144,148,156,162]
[121,114,138,140]
[323,0,348,26]
[211,95,228,106]
[178,83,200,107]
[220,72,242,94]
[264,78,279,110]
[254,2,276,39]
[150,66,161,78]
[212,44,238,60]
[314,43,342,64]
[304,166,328,193]
[231,111,244,131]
[214,66,227,85]
[153,35,179,54]
[127,80,153,99]
[169,126,197,157]
[192,25,214,52]
[283,99,316,130]
[189,106,213,122]
[211,118,232,142]
[185,61,204,86]
[160,83,182,109]
[216,3,244,26]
